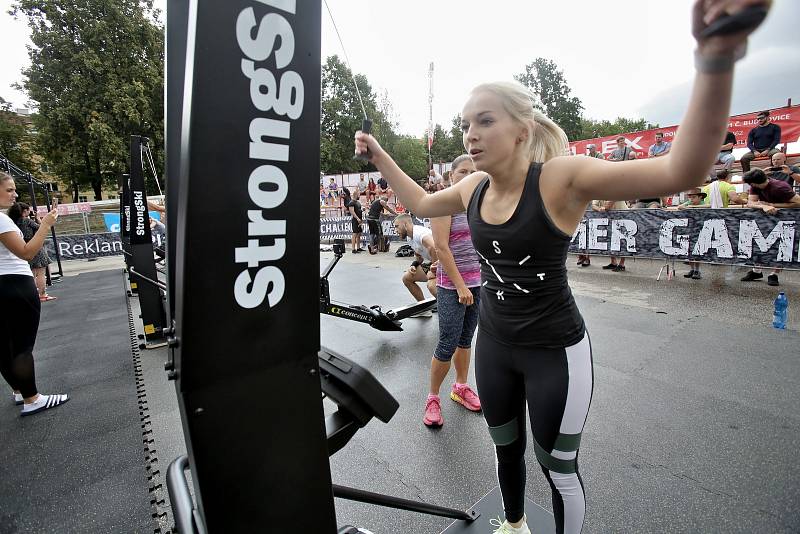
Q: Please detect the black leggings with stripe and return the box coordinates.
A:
[0,274,41,398]
[475,331,594,534]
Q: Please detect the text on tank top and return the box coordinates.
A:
[466,163,585,348]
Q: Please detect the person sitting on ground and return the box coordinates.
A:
[648,132,671,158]
[427,169,444,192]
[740,110,781,172]
[592,199,628,271]
[607,136,637,162]
[8,202,55,302]
[366,195,397,254]
[710,130,737,179]
[767,152,800,193]
[702,169,746,208]
[586,143,604,159]
[367,176,377,202]
[0,171,69,416]
[345,188,365,253]
[424,154,482,428]
[393,214,437,310]
[741,168,800,286]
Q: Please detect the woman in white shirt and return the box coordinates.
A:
[0,171,69,416]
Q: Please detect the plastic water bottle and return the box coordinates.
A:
[772,292,788,329]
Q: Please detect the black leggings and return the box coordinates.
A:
[0,275,41,398]
[476,331,593,534]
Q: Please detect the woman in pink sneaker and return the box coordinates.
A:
[424,155,483,428]
[356,2,766,531]
[0,172,69,416]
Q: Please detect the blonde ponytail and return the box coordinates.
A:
[471,81,569,163]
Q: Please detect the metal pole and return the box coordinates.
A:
[332,484,477,522]
[43,183,64,277]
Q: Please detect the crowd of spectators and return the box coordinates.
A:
[575,110,799,284]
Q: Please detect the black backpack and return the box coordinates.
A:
[395,244,414,257]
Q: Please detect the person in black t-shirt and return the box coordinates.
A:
[710,130,737,178]
[355,4,769,531]
[344,188,364,253]
[741,111,781,172]
[366,195,397,254]
[767,152,800,193]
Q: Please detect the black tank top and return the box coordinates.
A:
[466,163,585,348]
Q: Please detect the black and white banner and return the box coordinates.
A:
[569,209,800,268]
[319,214,429,242]
[46,232,164,260]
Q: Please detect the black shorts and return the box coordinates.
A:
[351,218,362,233]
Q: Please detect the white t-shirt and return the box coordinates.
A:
[408,225,433,261]
[0,212,33,276]
[428,172,443,185]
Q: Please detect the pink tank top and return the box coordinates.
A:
[437,212,481,290]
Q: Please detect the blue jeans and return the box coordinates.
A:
[434,286,481,362]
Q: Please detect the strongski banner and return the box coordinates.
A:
[570,209,800,268]
[45,232,165,260]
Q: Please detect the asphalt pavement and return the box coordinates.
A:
[3,252,798,533]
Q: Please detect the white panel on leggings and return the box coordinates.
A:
[549,471,586,534]
[560,333,593,436]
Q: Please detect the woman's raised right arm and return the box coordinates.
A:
[355,131,476,218]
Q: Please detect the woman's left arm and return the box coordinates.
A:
[560,0,770,205]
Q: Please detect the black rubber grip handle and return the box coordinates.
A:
[354,119,372,161]
[700,5,768,38]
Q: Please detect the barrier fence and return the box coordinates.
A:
[48,209,799,269]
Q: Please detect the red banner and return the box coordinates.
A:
[569,105,800,158]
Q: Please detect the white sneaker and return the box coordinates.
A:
[413,309,433,318]
[490,514,530,534]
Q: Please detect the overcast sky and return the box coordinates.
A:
[1,0,797,136]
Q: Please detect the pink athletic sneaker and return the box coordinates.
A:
[450,383,481,412]
[423,394,443,428]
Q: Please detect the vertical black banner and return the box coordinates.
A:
[120,173,131,269]
[172,1,334,531]
[129,138,153,246]
[129,136,166,339]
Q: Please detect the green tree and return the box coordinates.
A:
[429,114,465,164]
[11,0,164,201]
[321,55,393,175]
[577,117,660,141]
[0,104,39,174]
[514,58,584,141]
[390,136,428,181]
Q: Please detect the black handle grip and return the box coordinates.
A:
[354,119,372,161]
[700,5,768,38]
